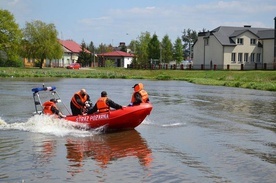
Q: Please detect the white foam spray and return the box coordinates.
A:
[0,115,101,137]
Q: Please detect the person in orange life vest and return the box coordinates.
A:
[87,91,123,114]
[70,89,92,115]
[43,98,66,118]
[129,83,149,106]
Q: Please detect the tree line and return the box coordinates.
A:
[0,9,199,69]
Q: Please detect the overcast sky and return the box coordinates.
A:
[1,0,275,46]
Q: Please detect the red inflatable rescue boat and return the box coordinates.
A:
[32,85,152,132]
[65,103,152,131]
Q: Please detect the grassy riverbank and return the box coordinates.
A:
[0,67,275,91]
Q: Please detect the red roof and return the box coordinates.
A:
[98,51,134,57]
[59,40,90,53]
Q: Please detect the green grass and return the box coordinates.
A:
[0,67,275,91]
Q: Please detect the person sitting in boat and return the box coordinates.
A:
[129,83,149,106]
[87,91,123,114]
[70,89,92,115]
[43,98,66,118]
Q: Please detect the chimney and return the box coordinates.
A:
[244,25,251,28]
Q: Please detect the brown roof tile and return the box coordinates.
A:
[98,51,134,57]
[59,40,90,53]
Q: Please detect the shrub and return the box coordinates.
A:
[156,74,171,80]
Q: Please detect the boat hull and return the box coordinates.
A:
[65,103,153,131]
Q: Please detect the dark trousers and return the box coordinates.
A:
[70,102,82,116]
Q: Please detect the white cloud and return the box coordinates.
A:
[1,0,275,46]
[76,1,275,45]
[145,6,156,10]
[0,0,31,25]
[8,0,20,5]
[195,0,276,14]
[79,16,110,26]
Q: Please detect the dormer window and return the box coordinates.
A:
[237,38,243,45]
[250,39,256,45]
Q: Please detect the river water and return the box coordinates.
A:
[0,78,275,183]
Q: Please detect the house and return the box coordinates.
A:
[23,58,41,67]
[193,25,275,70]
[24,39,89,68]
[48,39,90,67]
[97,51,134,68]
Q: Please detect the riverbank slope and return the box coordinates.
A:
[0,67,275,91]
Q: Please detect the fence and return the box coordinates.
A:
[128,63,276,70]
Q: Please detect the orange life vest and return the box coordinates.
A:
[96,97,109,112]
[71,91,88,109]
[43,101,56,115]
[131,90,149,103]
[131,83,149,103]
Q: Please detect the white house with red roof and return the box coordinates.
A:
[97,51,134,68]
[47,39,90,67]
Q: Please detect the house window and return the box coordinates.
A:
[237,38,243,45]
[231,53,236,63]
[257,53,261,63]
[244,53,248,62]
[250,39,256,45]
[238,53,243,63]
[250,53,255,63]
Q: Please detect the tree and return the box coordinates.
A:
[148,33,160,63]
[128,40,137,54]
[182,28,197,60]
[137,32,151,66]
[128,40,139,66]
[0,9,22,66]
[97,43,113,54]
[78,40,91,67]
[173,37,183,63]
[161,34,173,63]
[87,41,96,67]
[88,41,95,53]
[22,20,63,69]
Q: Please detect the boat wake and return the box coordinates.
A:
[142,117,186,128]
[161,123,186,127]
[0,115,103,137]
